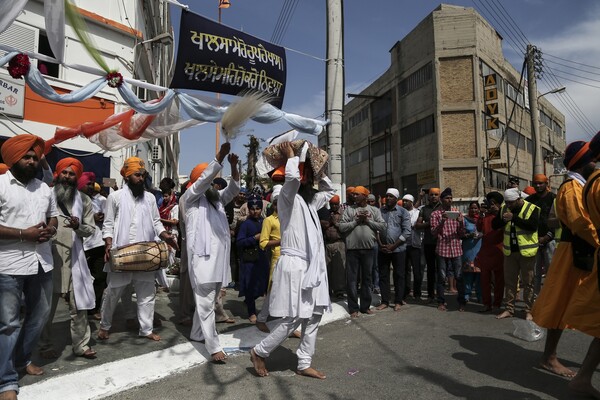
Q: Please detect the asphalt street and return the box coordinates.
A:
[107,297,597,400]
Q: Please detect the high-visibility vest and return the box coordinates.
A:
[502,200,539,257]
[553,198,562,246]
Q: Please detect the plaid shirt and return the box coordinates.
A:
[430,209,465,258]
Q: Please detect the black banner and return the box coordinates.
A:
[171,11,287,109]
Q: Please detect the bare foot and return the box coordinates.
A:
[216,317,235,324]
[375,304,388,311]
[297,367,326,379]
[25,363,44,376]
[362,309,375,315]
[437,304,447,312]
[496,310,513,320]
[97,329,110,340]
[0,390,17,400]
[211,351,227,363]
[142,332,161,341]
[569,378,600,399]
[256,321,270,333]
[525,312,533,321]
[350,312,359,319]
[540,358,576,378]
[289,330,301,339]
[249,314,257,324]
[393,304,402,312]
[250,348,269,377]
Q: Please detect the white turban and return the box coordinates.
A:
[271,184,282,201]
[386,188,400,199]
[402,194,414,203]
[504,188,521,201]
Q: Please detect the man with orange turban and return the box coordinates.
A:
[98,156,178,342]
[181,143,240,363]
[416,187,442,301]
[317,194,346,299]
[78,172,107,319]
[0,134,59,394]
[339,186,386,318]
[39,157,97,360]
[0,163,8,175]
[525,173,557,295]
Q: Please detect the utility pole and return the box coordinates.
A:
[325,0,344,194]
[527,44,544,175]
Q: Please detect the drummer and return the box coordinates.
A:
[98,157,178,341]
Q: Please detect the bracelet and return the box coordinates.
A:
[19,229,23,242]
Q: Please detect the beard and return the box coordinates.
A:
[206,187,220,204]
[298,183,316,205]
[54,178,77,205]
[127,179,145,198]
[11,161,38,183]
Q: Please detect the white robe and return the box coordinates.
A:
[268,156,335,319]
[182,159,240,287]
[102,188,165,287]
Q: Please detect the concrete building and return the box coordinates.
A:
[0,0,179,188]
[325,4,566,205]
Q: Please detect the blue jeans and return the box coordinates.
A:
[436,256,465,306]
[0,266,52,394]
[346,249,373,313]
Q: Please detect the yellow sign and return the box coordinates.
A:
[486,118,499,130]
[417,169,436,185]
[485,88,498,101]
[487,148,501,160]
[486,103,498,115]
[484,74,497,87]
[489,162,507,169]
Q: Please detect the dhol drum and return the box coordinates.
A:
[110,241,169,272]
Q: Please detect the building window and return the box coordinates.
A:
[484,168,511,191]
[346,145,369,167]
[401,173,418,196]
[370,91,393,135]
[504,81,525,108]
[400,115,434,146]
[399,62,432,97]
[371,136,391,178]
[540,110,553,129]
[37,32,59,78]
[347,105,369,131]
[506,127,532,154]
[480,60,503,93]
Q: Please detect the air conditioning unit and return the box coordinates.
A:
[151,145,163,162]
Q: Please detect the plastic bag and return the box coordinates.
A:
[512,320,545,342]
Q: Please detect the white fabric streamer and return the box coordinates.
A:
[71,191,96,310]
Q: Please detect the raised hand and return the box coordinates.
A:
[217,142,231,163]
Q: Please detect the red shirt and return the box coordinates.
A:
[430,209,465,258]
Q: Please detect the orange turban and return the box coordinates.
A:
[55,157,83,180]
[0,163,8,175]
[120,157,146,177]
[187,163,209,188]
[330,195,340,204]
[1,134,45,168]
[523,186,536,196]
[429,188,441,195]
[269,165,285,182]
[533,174,548,183]
[397,199,403,207]
[346,186,355,194]
[353,186,370,196]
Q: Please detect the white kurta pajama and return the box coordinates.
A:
[182,159,240,354]
[100,187,165,336]
[254,157,334,370]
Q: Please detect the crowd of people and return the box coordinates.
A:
[2,133,600,398]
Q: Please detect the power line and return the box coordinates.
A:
[544,52,600,71]
[270,0,299,45]
[544,58,600,77]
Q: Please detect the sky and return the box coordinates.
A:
[170,0,600,177]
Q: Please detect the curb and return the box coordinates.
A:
[19,302,349,400]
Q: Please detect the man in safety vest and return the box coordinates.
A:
[493,187,540,320]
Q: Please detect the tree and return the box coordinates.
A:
[242,134,271,191]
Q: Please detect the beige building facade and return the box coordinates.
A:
[326,4,566,205]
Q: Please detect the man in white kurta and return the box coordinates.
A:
[98,157,177,341]
[182,143,240,362]
[251,142,334,379]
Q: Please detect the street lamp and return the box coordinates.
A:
[537,86,566,100]
[534,85,566,175]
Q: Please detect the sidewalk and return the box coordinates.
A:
[18,284,350,400]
